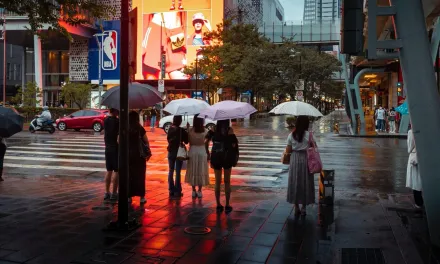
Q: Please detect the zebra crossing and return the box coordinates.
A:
[3,134,289,186]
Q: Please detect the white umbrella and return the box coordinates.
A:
[199,100,257,120]
[163,98,210,115]
[270,101,323,117]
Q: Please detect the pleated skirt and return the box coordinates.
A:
[287,150,315,205]
[185,145,210,186]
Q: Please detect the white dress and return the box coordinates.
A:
[406,130,422,191]
[185,129,210,186]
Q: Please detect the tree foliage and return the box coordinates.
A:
[184,20,343,108]
[61,79,94,109]
[11,82,42,107]
[0,0,115,39]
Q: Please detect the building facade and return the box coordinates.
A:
[303,0,341,23]
[262,0,285,25]
[0,43,24,101]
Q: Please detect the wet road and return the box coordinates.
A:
[3,111,409,194]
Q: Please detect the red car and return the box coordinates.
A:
[56,109,109,132]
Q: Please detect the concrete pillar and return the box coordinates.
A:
[33,35,43,107]
[394,0,440,247]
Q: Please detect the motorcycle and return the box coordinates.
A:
[29,117,56,134]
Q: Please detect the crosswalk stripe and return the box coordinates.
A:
[9,146,105,153]
[2,163,277,181]
[4,156,104,163]
[45,141,105,146]
[239,155,279,160]
[30,143,105,148]
[6,150,105,157]
[238,160,283,166]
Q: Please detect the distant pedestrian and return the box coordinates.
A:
[0,136,6,181]
[185,114,209,198]
[103,108,119,201]
[139,109,145,127]
[150,106,158,131]
[406,127,423,208]
[128,111,150,204]
[284,116,316,215]
[206,120,239,213]
[375,106,386,132]
[388,107,397,133]
[167,115,189,197]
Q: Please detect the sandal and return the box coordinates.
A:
[216,205,224,212]
[225,206,233,213]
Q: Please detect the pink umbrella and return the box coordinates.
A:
[198,100,257,121]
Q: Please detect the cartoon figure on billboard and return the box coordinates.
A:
[142,11,188,80]
[102,30,117,70]
[188,13,212,46]
[170,0,184,10]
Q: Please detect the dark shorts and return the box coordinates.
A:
[105,147,118,172]
[210,152,233,171]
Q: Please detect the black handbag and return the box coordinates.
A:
[139,131,152,160]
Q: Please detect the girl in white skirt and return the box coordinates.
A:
[185,114,210,198]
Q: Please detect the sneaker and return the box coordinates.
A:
[104,192,111,200]
[197,191,202,198]
[140,197,147,204]
[110,193,118,200]
[192,191,197,198]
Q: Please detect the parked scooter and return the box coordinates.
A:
[29,117,56,134]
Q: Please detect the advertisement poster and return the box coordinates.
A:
[132,0,224,80]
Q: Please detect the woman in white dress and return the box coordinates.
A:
[185,114,210,198]
[284,116,315,215]
[406,128,423,208]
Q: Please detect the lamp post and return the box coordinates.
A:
[195,56,198,99]
[93,33,105,108]
[1,10,6,105]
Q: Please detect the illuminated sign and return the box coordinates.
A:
[102,30,118,71]
[132,0,224,80]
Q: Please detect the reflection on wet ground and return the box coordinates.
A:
[0,110,433,264]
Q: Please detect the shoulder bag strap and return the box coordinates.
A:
[308,131,316,148]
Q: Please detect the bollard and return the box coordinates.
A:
[319,170,335,205]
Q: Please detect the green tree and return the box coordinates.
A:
[0,0,115,39]
[61,80,93,109]
[12,82,42,107]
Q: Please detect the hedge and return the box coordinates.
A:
[15,107,80,123]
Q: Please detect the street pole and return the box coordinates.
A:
[195,57,198,99]
[94,34,104,108]
[108,0,132,230]
[2,13,5,105]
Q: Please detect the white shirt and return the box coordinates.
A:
[287,131,310,151]
[376,109,385,120]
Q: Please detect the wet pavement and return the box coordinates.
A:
[0,110,433,264]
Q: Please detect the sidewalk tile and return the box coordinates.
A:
[251,233,279,247]
[240,245,272,262]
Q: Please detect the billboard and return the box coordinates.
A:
[132,0,224,80]
[89,21,121,84]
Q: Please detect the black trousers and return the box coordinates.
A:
[413,190,424,207]
[0,143,6,169]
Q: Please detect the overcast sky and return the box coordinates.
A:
[279,0,304,22]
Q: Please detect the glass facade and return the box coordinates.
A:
[25,49,69,106]
[303,0,341,24]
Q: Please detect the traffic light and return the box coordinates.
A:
[397,82,402,96]
[341,0,364,55]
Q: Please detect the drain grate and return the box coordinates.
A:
[184,226,212,235]
[340,248,385,264]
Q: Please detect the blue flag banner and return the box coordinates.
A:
[395,101,408,115]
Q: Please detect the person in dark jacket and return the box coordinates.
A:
[0,136,6,181]
[128,111,150,204]
[206,120,239,212]
[103,108,119,201]
[167,115,189,197]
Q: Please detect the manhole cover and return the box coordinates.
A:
[184,226,211,235]
[92,206,110,211]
